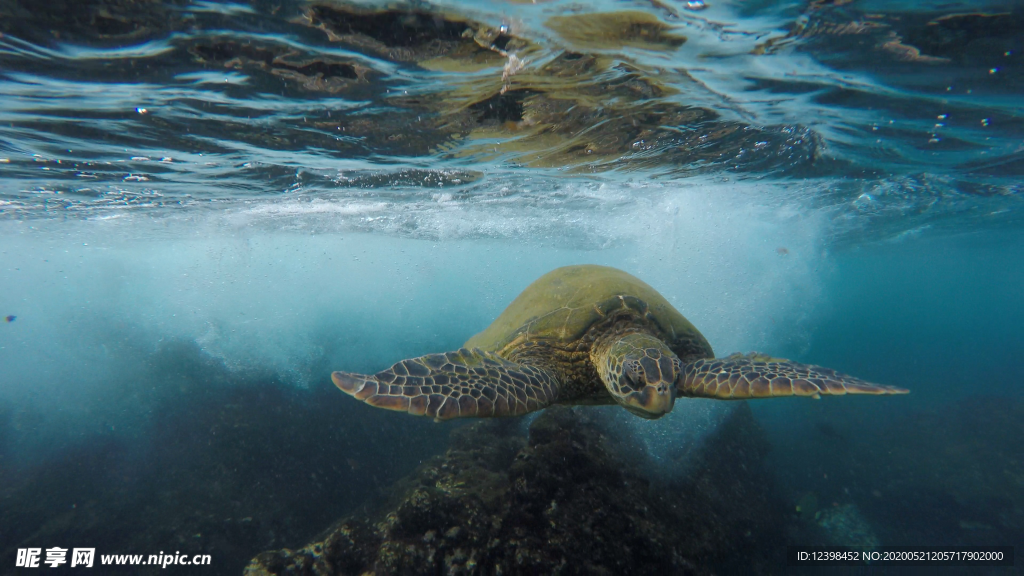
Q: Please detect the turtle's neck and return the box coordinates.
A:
[588,314,663,365]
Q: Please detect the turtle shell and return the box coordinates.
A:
[464,265,714,362]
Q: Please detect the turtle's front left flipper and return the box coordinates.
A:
[332,348,560,420]
[678,353,908,400]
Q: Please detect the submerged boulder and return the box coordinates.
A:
[245,404,786,575]
[855,396,1024,547]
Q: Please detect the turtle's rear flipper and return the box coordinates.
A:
[678,353,908,400]
[332,348,560,420]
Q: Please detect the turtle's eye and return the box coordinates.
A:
[624,360,643,384]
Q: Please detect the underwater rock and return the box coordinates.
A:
[245,403,787,575]
[815,504,880,548]
[853,396,1024,547]
[0,340,450,576]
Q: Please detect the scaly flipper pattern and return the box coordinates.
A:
[332,348,560,420]
[678,353,909,399]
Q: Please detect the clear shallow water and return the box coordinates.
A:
[0,0,1022,574]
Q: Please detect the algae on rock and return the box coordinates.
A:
[246,404,787,575]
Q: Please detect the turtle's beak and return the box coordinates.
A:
[624,384,675,419]
[644,382,676,414]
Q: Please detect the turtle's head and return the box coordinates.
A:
[595,333,679,419]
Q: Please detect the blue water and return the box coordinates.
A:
[1,0,1022,573]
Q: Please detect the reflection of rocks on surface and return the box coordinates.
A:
[303,3,523,66]
[246,404,787,575]
[288,3,819,172]
[545,11,686,51]
[900,12,1023,65]
[757,2,1022,71]
[0,0,188,44]
[189,40,374,94]
[0,0,825,174]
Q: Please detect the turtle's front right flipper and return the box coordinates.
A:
[678,353,908,400]
[332,348,560,420]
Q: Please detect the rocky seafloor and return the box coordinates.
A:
[4,340,1020,575]
[0,341,447,576]
[245,404,788,576]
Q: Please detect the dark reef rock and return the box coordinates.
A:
[774,395,1024,551]
[245,404,787,575]
[0,340,449,576]
[855,396,1024,547]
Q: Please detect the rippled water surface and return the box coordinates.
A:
[1,0,1020,239]
[1,0,1022,574]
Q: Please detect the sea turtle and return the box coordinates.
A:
[333,265,907,420]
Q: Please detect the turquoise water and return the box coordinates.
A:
[1,0,1021,573]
